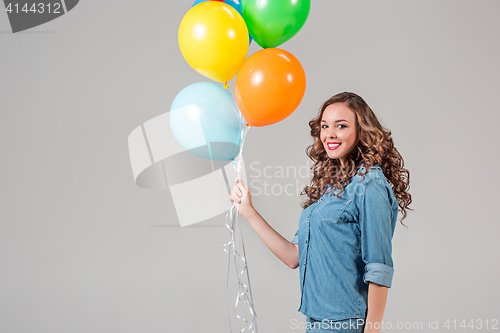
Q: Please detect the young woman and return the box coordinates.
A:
[229,92,412,332]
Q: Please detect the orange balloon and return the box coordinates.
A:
[235,48,306,127]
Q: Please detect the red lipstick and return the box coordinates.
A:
[326,142,341,151]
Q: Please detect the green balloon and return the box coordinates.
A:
[242,0,311,48]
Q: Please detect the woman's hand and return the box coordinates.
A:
[228,179,299,269]
[229,178,255,218]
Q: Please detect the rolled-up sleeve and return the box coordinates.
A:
[291,229,299,245]
[359,179,396,288]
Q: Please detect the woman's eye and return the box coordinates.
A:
[322,124,347,129]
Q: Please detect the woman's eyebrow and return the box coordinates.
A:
[321,119,349,123]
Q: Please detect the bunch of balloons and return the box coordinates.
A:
[172,0,310,160]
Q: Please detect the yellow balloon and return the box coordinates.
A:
[178,2,249,83]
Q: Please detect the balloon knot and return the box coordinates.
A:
[223,82,229,89]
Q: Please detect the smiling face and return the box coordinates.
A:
[320,103,359,166]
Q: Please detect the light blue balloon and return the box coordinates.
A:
[191,0,253,45]
[169,82,243,161]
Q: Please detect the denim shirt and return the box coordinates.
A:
[291,164,398,322]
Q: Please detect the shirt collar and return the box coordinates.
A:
[323,163,380,192]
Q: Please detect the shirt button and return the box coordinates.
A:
[305,239,308,244]
[303,262,306,266]
[319,199,322,202]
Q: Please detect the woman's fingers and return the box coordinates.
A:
[232,184,243,197]
[229,190,242,203]
[234,177,249,191]
[229,179,254,218]
[229,178,252,208]
[229,193,239,203]
[240,179,249,190]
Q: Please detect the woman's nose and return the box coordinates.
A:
[327,129,337,139]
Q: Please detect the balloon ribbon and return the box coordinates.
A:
[222,86,258,333]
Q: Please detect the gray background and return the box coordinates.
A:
[1,0,499,332]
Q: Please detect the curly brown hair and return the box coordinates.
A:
[300,92,412,226]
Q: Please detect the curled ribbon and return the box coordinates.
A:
[222,86,258,333]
